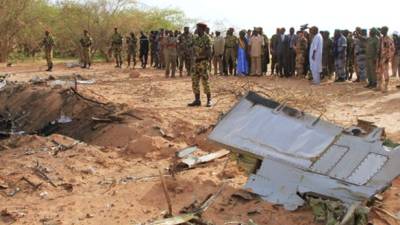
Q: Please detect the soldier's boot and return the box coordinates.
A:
[206,94,212,107]
[81,63,87,69]
[179,70,183,77]
[382,79,389,93]
[188,94,201,107]
[46,63,53,72]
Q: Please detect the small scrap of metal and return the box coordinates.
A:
[20,176,42,191]
[149,183,226,225]
[177,148,230,169]
[51,140,78,156]
[32,161,57,187]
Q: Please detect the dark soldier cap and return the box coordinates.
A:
[196,23,207,29]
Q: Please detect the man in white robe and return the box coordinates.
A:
[309,26,323,84]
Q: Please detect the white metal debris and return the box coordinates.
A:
[209,91,400,210]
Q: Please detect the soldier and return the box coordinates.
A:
[343,30,355,80]
[126,32,137,68]
[212,31,225,75]
[178,27,194,77]
[80,30,92,69]
[164,30,178,78]
[224,28,238,75]
[365,28,380,88]
[41,30,55,72]
[377,26,395,92]
[259,27,270,75]
[392,32,399,77]
[159,29,166,69]
[322,31,333,78]
[295,30,308,77]
[139,31,149,69]
[270,28,280,75]
[333,29,347,82]
[354,29,367,82]
[188,23,212,107]
[111,27,123,68]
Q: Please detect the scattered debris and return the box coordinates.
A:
[149,183,226,225]
[180,149,230,169]
[209,92,400,216]
[20,176,42,190]
[176,146,198,158]
[0,80,6,91]
[32,161,57,187]
[159,169,173,217]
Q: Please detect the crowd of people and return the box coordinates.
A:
[39,23,400,106]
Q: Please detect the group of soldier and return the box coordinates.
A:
[39,24,400,107]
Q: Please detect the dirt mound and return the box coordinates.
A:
[123,135,179,159]
[0,83,153,149]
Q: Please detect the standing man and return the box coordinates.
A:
[278,28,287,76]
[111,27,123,68]
[41,30,55,72]
[139,31,149,69]
[178,27,194,77]
[80,30,92,69]
[259,28,270,75]
[164,30,178,78]
[288,27,297,76]
[309,26,323,85]
[333,30,347,82]
[270,28,280,75]
[295,30,308,77]
[365,28,380,89]
[126,32,137,69]
[354,29,367,82]
[322,31,333,78]
[377,26,395,92]
[249,29,263,76]
[392,32,399,77]
[212,31,225,75]
[224,28,238,75]
[344,30,355,80]
[188,23,212,107]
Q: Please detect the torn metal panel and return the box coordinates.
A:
[176,146,199,158]
[209,92,343,168]
[181,149,230,168]
[209,91,400,210]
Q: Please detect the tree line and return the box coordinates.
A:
[0,0,189,62]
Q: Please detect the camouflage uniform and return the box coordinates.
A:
[126,34,137,67]
[80,34,92,68]
[164,35,178,78]
[322,34,334,77]
[354,36,367,81]
[178,33,194,76]
[346,35,355,79]
[295,36,308,76]
[224,34,238,75]
[334,34,347,80]
[261,34,270,75]
[270,34,279,74]
[366,35,380,87]
[192,34,211,95]
[111,32,123,67]
[377,35,395,91]
[41,34,55,71]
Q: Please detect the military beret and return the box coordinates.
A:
[197,23,207,29]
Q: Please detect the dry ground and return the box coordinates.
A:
[0,61,400,225]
